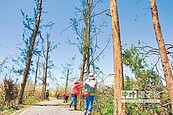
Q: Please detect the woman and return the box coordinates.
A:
[84,72,97,115]
[69,81,84,110]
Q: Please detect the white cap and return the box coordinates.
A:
[88,72,95,80]
[89,72,94,77]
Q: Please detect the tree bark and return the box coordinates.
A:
[86,0,91,75]
[110,0,124,114]
[78,0,92,108]
[65,69,69,93]
[33,56,40,93]
[78,51,87,109]
[42,63,45,98]
[78,0,98,110]
[150,0,173,111]
[42,38,50,97]
[17,0,42,104]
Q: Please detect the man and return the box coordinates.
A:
[45,89,49,101]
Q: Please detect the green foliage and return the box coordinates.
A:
[125,103,139,115]
[23,96,38,105]
[102,99,114,115]
[8,108,14,114]
[123,45,148,76]
[92,85,114,115]
[12,0,44,76]
[125,103,164,115]
[124,75,133,90]
[122,44,171,114]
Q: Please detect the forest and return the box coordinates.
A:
[0,0,173,115]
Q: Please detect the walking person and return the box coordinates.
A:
[45,89,49,101]
[69,81,84,110]
[63,93,69,103]
[83,72,97,115]
[56,91,60,99]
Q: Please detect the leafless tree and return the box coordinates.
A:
[41,26,57,98]
[33,56,40,92]
[110,0,124,114]
[150,0,173,112]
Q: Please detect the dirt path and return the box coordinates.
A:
[11,98,83,115]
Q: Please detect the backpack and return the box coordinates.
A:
[45,91,49,96]
[85,80,96,93]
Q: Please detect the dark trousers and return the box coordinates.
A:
[64,96,69,103]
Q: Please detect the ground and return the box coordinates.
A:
[10,98,83,115]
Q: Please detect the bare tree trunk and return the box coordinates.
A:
[33,56,39,93]
[42,63,45,99]
[17,0,42,104]
[78,0,92,110]
[150,0,173,111]
[78,52,87,109]
[110,0,124,114]
[86,0,91,75]
[65,69,69,93]
[80,54,87,83]
[42,38,50,98]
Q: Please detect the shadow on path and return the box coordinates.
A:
[33,103,59,106]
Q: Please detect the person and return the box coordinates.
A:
[83,72,97,115]
[69,81,84,110]
[45,89,49,101]
[63,93,69,103]
[56,91,60,99]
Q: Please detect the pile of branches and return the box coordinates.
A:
[0,77,18,110]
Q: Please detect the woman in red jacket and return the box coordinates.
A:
[69,81,84,110]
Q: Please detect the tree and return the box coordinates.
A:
[150,0,173,112]
[69,0,109,109]
[61,56,75,93]
[0,56,10,76]
[41,26,57,98]
[17,0,42,104]
[33,56,40,92]
[42,34,51,98]
[78,0,92,108]
[122,44,166,114]
[110,0,124,114]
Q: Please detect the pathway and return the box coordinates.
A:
[11,98,83,115]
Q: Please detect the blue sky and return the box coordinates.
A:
[0,0,173,86]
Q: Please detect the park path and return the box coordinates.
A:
[12,98,83,115]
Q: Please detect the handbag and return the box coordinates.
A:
[83,91,89,96]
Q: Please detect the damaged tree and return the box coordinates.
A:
[17,0,42,104]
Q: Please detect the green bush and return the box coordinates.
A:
[23,96,38,105]
[8,108,15,114]
[102,99,114,115]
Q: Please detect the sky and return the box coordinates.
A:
[0,0,173,87]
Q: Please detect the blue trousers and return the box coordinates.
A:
[84,95,95,112]
[69,94,77,108]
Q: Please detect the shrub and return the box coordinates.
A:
[23,96,38,105]
[102,99,114,115]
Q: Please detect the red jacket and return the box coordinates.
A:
[71,82,84,95]
[63,93,69,98]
